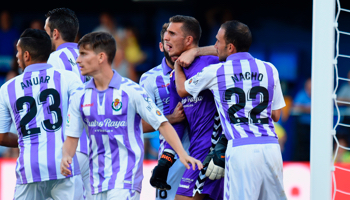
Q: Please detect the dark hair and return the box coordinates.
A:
[220,20,252,52]
[19,28,52,62]
[160,23,169,44]
[169,15,201,45]
[78,32,116,65]
[45,8,79,42]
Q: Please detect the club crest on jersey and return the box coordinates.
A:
[112,98,122,111]
[156,110,162,116]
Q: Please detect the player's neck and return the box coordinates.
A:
[54,39,68,51]
[92,68,114,91]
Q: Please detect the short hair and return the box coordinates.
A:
[78,32,116,65]
[19,29,52,62]
[169,15,201,45]
[160,23,169,44]
[220,20,252,52]
[45,8,79,42]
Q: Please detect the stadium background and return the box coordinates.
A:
[0,0,350,199]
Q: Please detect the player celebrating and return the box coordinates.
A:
[151,15,224,200]
[175,20,287,200]
[44,8,91,198]
[60,32,202,200]
[0,29,84,199]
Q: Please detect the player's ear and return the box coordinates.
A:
[98,52,106,64]
[159,42,164,52]
[52,29,60,40]
[23,51,31,62]
[185,35,194,47]
[227,43,236,54]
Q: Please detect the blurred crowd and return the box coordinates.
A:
[0,8,349,163]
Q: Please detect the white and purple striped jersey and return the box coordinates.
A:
[0,63,82,184]
[65,70,168,195]
[139,57,172,157]
[184,52,285,146]
[48,42,89,155]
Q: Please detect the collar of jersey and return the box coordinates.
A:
[56,42,78,51]
[24,63,53,73]
[85,69,122,90]
[227,52,253,61]
[161,57,173,75]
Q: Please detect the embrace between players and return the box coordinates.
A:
[0,7,287,200]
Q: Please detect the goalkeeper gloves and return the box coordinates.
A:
[150,150,176,190]
[205,134,228,180]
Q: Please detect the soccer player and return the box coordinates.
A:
[139,23,190,200]
[44,8,91,198]
[155,15,224,200]
[0,29,84,199]
[174,20,287,200]
[60,32,202,200]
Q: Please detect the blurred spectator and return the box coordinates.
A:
[29,19,44,30]
[0,10,19,83]
[336,70,350,144]
[124,24,146,82]
[93,12,129,78]
[275,122,287,152]
[292,78,311,161]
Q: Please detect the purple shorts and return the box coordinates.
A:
[176,137,224,199]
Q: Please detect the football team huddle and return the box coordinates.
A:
[0,7,287,200]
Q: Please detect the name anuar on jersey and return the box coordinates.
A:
[21,76,51,89]
[231,72,264,83]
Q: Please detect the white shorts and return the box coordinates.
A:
[14,175,84,200]
[77,151,92,200]
[224,142,287,200]
[92,188,140,200]
[156,130,190,200]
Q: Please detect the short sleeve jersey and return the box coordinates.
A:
[0,63,82,184]
[65,70,167,194]
[47,42,89,155]
[165,56,221,151]
[184,53,285,146]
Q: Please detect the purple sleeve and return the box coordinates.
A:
[163,73,187,152]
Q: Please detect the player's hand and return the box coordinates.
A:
[150,151,176,190]
[179,154,203,171]
[169,102,185,124]
[60,156,72,177]
[206,159,225,180]
[205,134,227,180]
[177,48,198,67]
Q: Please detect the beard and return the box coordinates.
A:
[163,46,174,66]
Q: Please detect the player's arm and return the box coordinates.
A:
[61,91,85,176]
[174,60,191,98]
[270,65,286,122]
[158,121,201,170]
[176,45,217,67]
[272,109,282,122]
[0,132,18,147]
[142,103,185,133]
[0,90,18,147]
[61,136,79,176]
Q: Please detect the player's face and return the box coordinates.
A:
[164,22,186,57]
[44,18,56,51]
[215,28,229,62]
[16,40,26,70]
[76,45,100,76]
